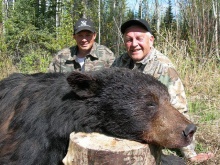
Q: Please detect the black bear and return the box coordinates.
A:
[0,68,196,164]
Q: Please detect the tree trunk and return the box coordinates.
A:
[56,0,61,28]
[63,132,161,165]
[212,0,219,60]
[155,0,160,33]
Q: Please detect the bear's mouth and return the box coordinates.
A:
[164,135,194,149]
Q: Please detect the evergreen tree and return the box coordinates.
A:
[163,0,174,29]
[0,0,2,23]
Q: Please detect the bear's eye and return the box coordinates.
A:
[146,102,156,107]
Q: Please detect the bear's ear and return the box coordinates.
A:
[66,72,100,98]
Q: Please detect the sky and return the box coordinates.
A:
[127,0,179,16]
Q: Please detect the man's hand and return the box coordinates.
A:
[189,152,214,162]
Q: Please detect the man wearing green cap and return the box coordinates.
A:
[111,18,214,163]
[49,18,115,73]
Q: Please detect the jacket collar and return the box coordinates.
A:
[71,42,99,60]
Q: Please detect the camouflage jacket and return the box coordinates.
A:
[111,47,197,158]
[48,42,115,73]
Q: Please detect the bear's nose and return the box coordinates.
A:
[183,124,197,138]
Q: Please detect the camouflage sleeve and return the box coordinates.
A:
[97,45,115,68]
[158,67,189,116]
[48,48,72,73]
[105,49,115,67]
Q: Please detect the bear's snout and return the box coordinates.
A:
[183,124,197,138]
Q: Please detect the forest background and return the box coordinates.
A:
[0,0,219,164]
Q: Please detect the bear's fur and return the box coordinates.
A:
[0,68,196,164]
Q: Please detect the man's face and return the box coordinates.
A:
[124,26,154,62]
[74,30,96,52]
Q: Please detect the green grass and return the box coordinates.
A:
[189,101,219,123]
[195,142,209,153]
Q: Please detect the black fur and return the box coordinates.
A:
[0,68,194,164]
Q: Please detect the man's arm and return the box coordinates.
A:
[48,48,72,73]
[97,45,115,68]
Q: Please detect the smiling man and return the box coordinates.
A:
[49,18,115,73]
[111,18,214,163]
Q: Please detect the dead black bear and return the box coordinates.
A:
[0,68,196,164]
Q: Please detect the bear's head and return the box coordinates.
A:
[67,68,196,148]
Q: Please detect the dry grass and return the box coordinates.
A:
[188,123,220,165]
[156,31,220,164]
[0,53,18,80]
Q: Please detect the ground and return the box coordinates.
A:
[187,117,220,165]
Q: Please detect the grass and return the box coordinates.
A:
[189,101,219,123]
[155,31,220,164]
[0,53,17,79]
